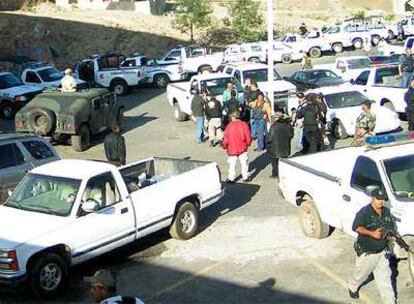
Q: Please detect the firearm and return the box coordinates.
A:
[375,216,411,252]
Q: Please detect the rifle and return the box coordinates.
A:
[374,216,411,252]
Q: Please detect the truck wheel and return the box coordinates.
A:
[0,101,15,119]
[371,35,380,46]
[248,57,260,63]
[281,54,292,64]
[111,80,128,96]
[309,47,322,58]
[332,43,343,53]
[27,108,56,136]
[170,202,199,240]
[71,124,90,152]
[333,120,348,140]
[299,199,330,239]
[353,38,363,49]
[198,65,212,74]
[154,74,170,89]
[174,102,187,122]
[28,253,68,298]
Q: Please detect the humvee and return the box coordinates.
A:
[15,88,124,152]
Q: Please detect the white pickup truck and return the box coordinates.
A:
[276,33,331,58]
[0,158,223,296]
[166,73,245,121]
[315,56,372,81]
[279,134,414,281]
[350,64,407,114]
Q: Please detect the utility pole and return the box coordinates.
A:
[267,0,275,112]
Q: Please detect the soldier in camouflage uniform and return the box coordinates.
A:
[352,100,376,146]
[300,52,313,70]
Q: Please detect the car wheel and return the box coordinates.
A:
[309,47,322,58]
[0,101,15,120]
[371,35,380,46]
[382,101,395,112]
[27,107,56,136]
[248,57,260,63]
[169,202,199,240]
[28,253,68,298]
[154,74,170,89]
[174,102,187,122]
[299,199,330,239]
[353,39,363,49]
[332,43,343,53]
[111,80,128,96]
[333,120,348,140]
[71,124,90,152]
[281,54,293,64]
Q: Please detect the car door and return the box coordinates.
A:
[71,172,136,263]
[352,70,370,94]
[0,142,33,203]
[89,96,106,134]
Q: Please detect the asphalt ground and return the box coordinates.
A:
[0,49,413,303]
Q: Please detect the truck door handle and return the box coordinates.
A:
[343,194,351,202]
[121,207,129,214]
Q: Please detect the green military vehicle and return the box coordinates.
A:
[15,88,124,152]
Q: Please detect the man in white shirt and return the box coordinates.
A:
[61,68,77,93]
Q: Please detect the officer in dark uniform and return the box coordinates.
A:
[348,188,396,303]
[404,78,414,130]
[104,123,126,167]
[399,49,414,87]
[296,94,322,154]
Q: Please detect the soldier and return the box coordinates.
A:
[404,78,414,131]
[348,188,396,303]
[61,68,77,93]
[352,100,376,147]
[300,52,312,70]
[399,48,414,88]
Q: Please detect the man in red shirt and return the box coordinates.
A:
[222,111,252,183]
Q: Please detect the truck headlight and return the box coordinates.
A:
[0,250,19,271]
[15,96,27,102]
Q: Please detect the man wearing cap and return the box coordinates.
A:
[348,188,396,303]
[88,269,144,304]
[61,68,77,93]
[352,100,376,147]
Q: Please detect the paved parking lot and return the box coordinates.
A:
[1,51,413,303]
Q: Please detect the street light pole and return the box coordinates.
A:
[267,0,275,112]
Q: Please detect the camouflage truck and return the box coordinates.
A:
[14,88,124,152]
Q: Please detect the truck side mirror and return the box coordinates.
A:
[81,200,100,213]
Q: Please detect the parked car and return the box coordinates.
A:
[284,69,346,92]
[0,133,59,204]
[223,42,267,63]
[314,56,372,81]
[0,157,223,296]
[15,88,124,152]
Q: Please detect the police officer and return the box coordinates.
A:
[404,78,414,130]
[296,94,322,154]
[352,100,376,147]
[348,188,396,304]
[61,68,77,93]
[399,48,414,88]
[104,123,126,166]
[300,52,313,70]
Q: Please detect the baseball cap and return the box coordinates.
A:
[372,188,386,200]
[85,269,116,288]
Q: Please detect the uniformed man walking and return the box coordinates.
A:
[296,95,322,154]
[104,123,126,167]
[404,78,414,130]
[352,100,376,146]
[61,68,77,93]
[348,188,397,304]
[399,49,414,88]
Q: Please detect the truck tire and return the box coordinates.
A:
[154,74,170,89]
[332,43,343,53]
[110,79,128,96]
[309,47,322,58]
[0,101,15,120]
[353,38,363,49]
[71,124,90,152]
[332,120,348,140]
[27,108,56,136]
[198,65,212,74]
[28,253,68,298]
[174,102,187,122]
[299,199,330,239]
[281,54,293,64]
[371,35,380,46]
[169,202,199,240]
[248,57,261,63]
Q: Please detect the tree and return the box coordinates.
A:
[227,0,263,42]
[173,0,212,42]
[353,10,366,20]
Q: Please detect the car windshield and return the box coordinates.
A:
[347,58,371,69]
[5,174,81,216]
[384,155,414,201]
[242,69,282,82]
[37,67,64,82]
[202,77,243,96]
[324,91,367,109]
[0,73,23,89]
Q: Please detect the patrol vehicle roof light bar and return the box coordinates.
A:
[365,131,414,146]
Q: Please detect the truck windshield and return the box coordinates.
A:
[0,73,23,89]
[202,77,243,96]
[324,91,367,109]
[347,58,371,69]
[242,69,282,82]
[37,67,64,82]
[384,155,414,201]
[5,174,81,216]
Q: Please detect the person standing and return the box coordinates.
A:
[399,49,414,88]
[266,112,294,179]
[205,95,223,147]
[300,52,313,70]
[88,269,145,304]
[248,81,262,139]
[222,82,234,105]
[299,23,308,36]
[348,188,397,304]
[377,38,388,56]
[249,92,271,151]
[352,100,376,146]
[363,38,371,55]
[397,21,405,41]
[404,78,414,131]
[104,123,126,167]
[191,90,206,143]
[61,68,77,93]
[293,93,307,152]
[224,90,240,127]
[296,96,322,154]
[222,112,252,183]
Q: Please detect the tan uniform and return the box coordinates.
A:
[61,75,77,93]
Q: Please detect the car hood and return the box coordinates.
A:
[0,206,70,249]
[0,84,42,97]
[258,80,296,92]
